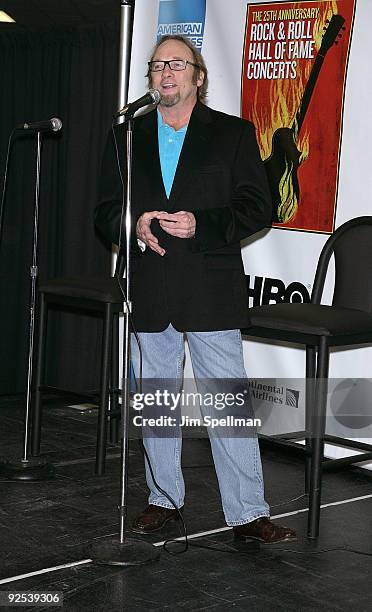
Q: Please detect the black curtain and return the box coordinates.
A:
[0,23,120,395]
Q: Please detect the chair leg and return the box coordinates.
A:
[308,336,329,539]
[31,293,47,456]
[109,312,120,444]
[305,346,316,493]
[95,304,113,476]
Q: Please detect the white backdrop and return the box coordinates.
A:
[128,0,372,465]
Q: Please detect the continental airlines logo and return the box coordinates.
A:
[249,380,300,408]
[157,0,206,50]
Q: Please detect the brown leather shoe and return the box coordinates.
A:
[132,504,183,534]
[233,517,296,544]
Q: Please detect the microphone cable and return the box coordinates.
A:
[0,129,17,252]
[110,119,126,260]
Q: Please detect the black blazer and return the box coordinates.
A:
[95,102,271,332]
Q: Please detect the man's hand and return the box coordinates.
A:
[157,211,196,238]
[136,211,165,256]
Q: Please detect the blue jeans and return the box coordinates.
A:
[130,324,270,526]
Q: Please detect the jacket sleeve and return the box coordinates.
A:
[94,128,140,254]
[192,121,272,252]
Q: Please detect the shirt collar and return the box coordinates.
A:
[157,109,188,133]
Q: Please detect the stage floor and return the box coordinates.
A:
[1,395,372,611]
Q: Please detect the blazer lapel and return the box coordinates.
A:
[135,110,168,207]
[168,102,214,210]
[135,103,214,210]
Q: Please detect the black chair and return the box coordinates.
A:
[243,216,372,538]
[31,271,125,475]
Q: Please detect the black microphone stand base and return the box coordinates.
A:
[0,456,55,481]
[88,537,160,567]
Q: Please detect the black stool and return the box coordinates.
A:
[31,275,125,475]
[243,216,372,538]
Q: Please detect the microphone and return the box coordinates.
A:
[115,89,161,118]
[16,118,63,132]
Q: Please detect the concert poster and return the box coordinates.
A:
[241,0,356,233]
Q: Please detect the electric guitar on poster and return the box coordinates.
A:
[264,14,346,224]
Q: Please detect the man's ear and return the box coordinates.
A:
[196,69,205,88]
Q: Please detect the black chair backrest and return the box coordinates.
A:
[114,250,125,279]
[311,216,372,313]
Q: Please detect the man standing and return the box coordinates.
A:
[95,35,296,544]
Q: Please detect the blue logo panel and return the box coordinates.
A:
[157,0,206,50]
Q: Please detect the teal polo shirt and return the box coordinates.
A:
[157,110,188,199]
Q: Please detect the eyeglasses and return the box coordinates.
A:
[148,59,199,72]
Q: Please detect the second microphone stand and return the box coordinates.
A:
[0,131,54,480]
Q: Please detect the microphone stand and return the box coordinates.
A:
[88,114,159,566]
[0,132,54,480]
